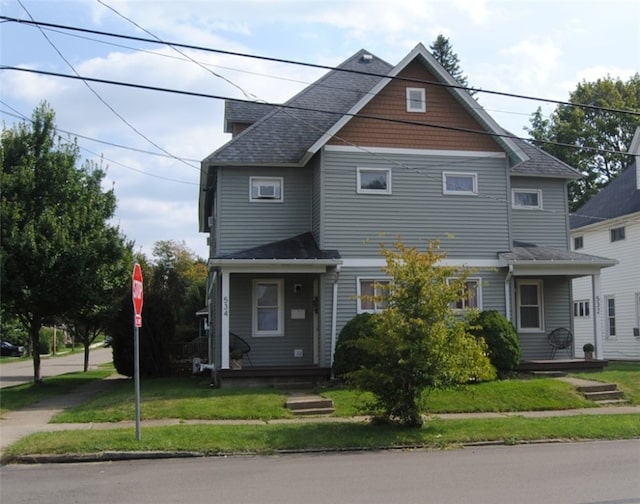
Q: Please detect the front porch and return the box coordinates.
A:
[217,365,332,388]
[517,359,608,375]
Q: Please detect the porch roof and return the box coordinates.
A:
[498,241,617,276]
[210,232,342,272]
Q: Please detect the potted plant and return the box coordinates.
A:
[583,342,595,360]
[230,349,244,369]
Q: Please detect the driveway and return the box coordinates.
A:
[0,346,113,388]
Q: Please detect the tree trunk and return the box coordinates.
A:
[29,319,43,384]
[84,340,90,372]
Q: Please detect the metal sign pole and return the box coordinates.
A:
[134,324,141,441]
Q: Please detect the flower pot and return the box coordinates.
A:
[231,358,243,370]
[584,351,594,360]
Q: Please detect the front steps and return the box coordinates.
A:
[558,377,627,404]
[285,395,335,416]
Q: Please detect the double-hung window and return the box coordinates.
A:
[512,189,542,210]
[605,296,616,338]
[357,278,390,313]
[357,168,391,194]
[517,280,543,331]
[253,279,284,336]
[406,87,426,112]
[573,236,584,250]
[448,278,482,311]
[250,177,283,202]
[442,172,478,195]
[610,227,625,242]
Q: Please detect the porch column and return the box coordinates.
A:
[591,272,604,360]
[221,270,230,369]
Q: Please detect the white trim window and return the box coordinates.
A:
[605,296,616,339]
[517,280,544,332]
[253,279,284,336]
[573,236,584,250]
[250,177,283,202]
[357,277,390,313]
[448,277,482,311]
[357,167,391,194]
[610,226,625,242]
[406,87,426,112]
[442,172,478,195]
[512,189,542,210]
[573,300,590,318]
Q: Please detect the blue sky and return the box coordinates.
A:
[2,0,639,259]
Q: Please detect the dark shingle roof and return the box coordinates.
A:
[203,50,392,166]
[570,161,640,229]
[224,101,277,133]
[510,137,581,179]
[216,232,340,260]
[499,241,614,264]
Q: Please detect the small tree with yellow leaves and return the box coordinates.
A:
[347,240,496,427]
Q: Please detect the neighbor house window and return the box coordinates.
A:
[573,300,590,318]
[605,296,616,338]
[610,226,625,242]
[448,278,482,311]
[517,280,543,331]
[512,189,542,209]
[357,168,391,194]
[406,87,426,112]
[250,177,283,202]
[253,279,284,336]
[357,278,390,313]
[442,172,478,195]
[574,236,583,250]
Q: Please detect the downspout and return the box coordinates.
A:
[329,264,341,370]
[505,264,513,322]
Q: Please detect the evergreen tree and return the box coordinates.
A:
[430,34,475,95]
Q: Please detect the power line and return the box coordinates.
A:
[2,64,634,159]
[3,15,639,118]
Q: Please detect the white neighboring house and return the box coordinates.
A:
[571,127,640,361]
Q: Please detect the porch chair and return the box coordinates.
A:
[229,332,253,366]
[548,327,573,359]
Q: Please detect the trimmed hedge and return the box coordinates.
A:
[469,310,521,375]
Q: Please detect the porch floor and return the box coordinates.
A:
[517,359,608,374]
[217,366,332,388]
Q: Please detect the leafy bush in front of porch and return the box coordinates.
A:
[469,310,521,376]
[343,240,496,427]
[333,313,378,378]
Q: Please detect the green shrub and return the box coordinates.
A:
[333,313,377,378]
[469,310,521,375]
[38,328,52,355]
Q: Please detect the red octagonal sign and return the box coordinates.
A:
[132,263,144,327]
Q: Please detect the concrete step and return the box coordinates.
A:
[583,390,625,402]
[286,396,334,411]
[596,399,630,406]
[576,383,617,393]
[289,407,336,416]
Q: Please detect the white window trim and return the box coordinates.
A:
[252,279,284,337]
[610,226,625,242]
[442,171,478,196]
[512,189,543,210]
[573,299,590,318]
[356,167,392,194]
[406,87,426,112]
[605,295,616,339]
[249,176,284,203]
[357,277,391,313]
[447,277,483,311]
[573,236,584,250]
[516,279,544,332]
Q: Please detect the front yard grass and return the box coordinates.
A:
[572,361,640,405]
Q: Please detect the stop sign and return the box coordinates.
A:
[132,263,143,327]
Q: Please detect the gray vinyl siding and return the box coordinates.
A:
[228,273,315,366]
[321,150,510,258]
[217,166,312,255]
[311,153,322,244]
[516,277,572,360]
[510,177,569,248]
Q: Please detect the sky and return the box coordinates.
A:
[2,0,639,260]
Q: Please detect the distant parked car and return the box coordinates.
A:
[103,335,113,348]
[1,341,26,357]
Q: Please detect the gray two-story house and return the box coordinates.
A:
[199,43,614,375]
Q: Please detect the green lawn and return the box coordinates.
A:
[572,362,640,405]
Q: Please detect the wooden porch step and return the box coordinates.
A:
[530,371,567,378]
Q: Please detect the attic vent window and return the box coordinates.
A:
[406,87,426,112]
[360,54,373,63]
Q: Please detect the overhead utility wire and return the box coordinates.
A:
[3,15,639,118]
[10,5,199,172]
[2,65,633,159]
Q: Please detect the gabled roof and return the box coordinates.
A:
[510,137,581,179]
[570,160,640,229]
[223,101,277,133]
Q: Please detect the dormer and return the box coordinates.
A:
[224,101,276,138]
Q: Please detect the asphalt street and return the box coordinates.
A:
[0,345,113,388]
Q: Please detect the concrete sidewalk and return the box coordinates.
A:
[2,375,639,462]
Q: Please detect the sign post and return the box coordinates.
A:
[132,263,143,441]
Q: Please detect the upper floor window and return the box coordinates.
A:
[250,177,283,202]
[442,172,478,195]
[610,226,625,242]
[512,189,542,210]
[574,236,584,250]
[357,278,390,313]
[406,87,426,112]
[357,168,391,194]
[448,277,482,311]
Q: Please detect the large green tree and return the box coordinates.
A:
[346,240,496,427]
[527,74,640,210]
[1,103,129,382]
[430,34,475,95]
